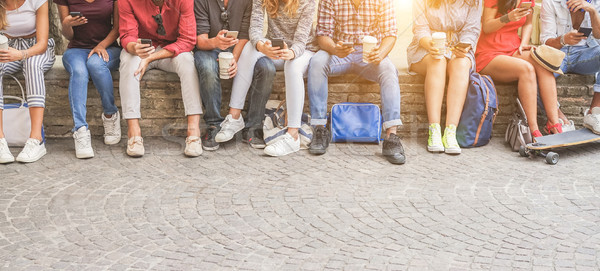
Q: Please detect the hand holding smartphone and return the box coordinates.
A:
[519,2,534,9]
[578,27,592,37]
[225,31,239,39]
[69,11,82,17]
[140,39,152,46]
[271,38,285,49]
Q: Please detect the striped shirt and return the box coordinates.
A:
[315,0,398,44]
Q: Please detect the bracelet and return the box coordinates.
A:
[500,14,510,24]
[20,50,28,60]
[560,35,567,46]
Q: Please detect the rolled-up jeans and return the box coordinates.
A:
[307,47,403,130]
[194,48,275,129]
[231,42,313,128]
[119,49,203,119]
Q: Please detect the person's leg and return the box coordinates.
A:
[410,55,447,125]
[442,57,471,154]
[194,49,223,127]
[245,56,276,129]
[307,50,334,126]
[88,46,120,117]
[409,54,447,152]
[159,52,203,138]
[514,51,561,133]
[229,43,267,118]
[63,48,92,131]
[481,55,541,135]
[119,50,144,137]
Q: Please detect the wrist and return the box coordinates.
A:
[500,14,510,24]
[560,35,566,46]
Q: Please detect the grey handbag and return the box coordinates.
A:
[505,98,532,152]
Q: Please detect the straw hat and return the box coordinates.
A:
[530,45,565,75]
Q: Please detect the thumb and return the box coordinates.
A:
[87,50,93,59]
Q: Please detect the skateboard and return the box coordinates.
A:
[519,128,600,165]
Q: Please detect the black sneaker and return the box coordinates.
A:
[242,128,266,149]
[309,125,329,155]
[382,133,406,164]
[202,126,220,151]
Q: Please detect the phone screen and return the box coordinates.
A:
[70,12,82,17]
[225,31,239,39]
[271,39,285,49]
[140,39,152,46]
[519,2,533,9]
[579,27,593,37]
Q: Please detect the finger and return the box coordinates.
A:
[88,50,93,59]
[102,51,109,62]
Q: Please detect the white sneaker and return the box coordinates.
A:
[559,119,576,132]
[126,136,144,157]
[427,123,444,152]
[102,111,121,145]
[184,136,203,157]
[215,114,244,143]
[264,133,300,157]
[0,138,14,164]
[73,126,94,159]
[584,107,600,134]
[16,138,46,163]
[442,124,461,154]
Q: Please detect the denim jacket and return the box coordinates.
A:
[540,0,600,47]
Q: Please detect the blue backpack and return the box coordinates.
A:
[457,72,498,148]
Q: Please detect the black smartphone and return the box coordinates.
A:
[271,38,285,49]
[69,11,82,17]
[579,27,593,37]
[140,39,152,46]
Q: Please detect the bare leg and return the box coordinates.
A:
[515,51,560,131]
[386,126,397,138]
[187,114,201,137]
[228,108,242,119]
[481,55,540,132]
[410,55,447,125]
[127,119,141,138]
[288,127,299,140]
[29,107,44,141]
[445,57,471,126]
[591,92,600,110]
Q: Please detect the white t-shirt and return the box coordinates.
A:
[3,0,47,37]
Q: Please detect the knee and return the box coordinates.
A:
[254,57,275,78]
[194,51,218,73]
[448,58,471,74]
[377,59,399,78]
[174,53,197,75]
[308,51,330,75]
[518,62,536,79]
[119,51,140,75]
[86,55,109,71]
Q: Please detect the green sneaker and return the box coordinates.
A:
[427,123,444,152]
[442,124,461,154]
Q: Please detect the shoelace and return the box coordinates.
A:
[21,140,39,156]
[430,126,442,144]
[446,128,459,147]
[128,138,143,148]
[75,133,91,148]
[314,128,324,145]
[104,115,118,136]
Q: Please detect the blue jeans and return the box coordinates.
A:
[62,46,121,131]
[307,48,403,129]
[559,44,600,92]
[194,49,275,129]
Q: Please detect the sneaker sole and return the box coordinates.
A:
[427,146,444,152]
[16,148,47,163]
[126,151,144,158]
[202,144,220,151]
[264,148,299,157]
[0,157,15,164]
[309,148,327,155]
[584,123,600,135]
[444,148,462,155]
[104,137,121,145]
[242,139,266,149]
[215,128,244,143]
[76,151,95,159]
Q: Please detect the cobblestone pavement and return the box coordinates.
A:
[1,137,599,270]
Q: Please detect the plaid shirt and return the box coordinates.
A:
[315,0,398,45]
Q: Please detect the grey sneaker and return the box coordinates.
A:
[73,126,94,159]
[0,138,14,164]
[102,111,121,145]
[584,107,600,134]
[201,126,220,151]
[16,138,46,163]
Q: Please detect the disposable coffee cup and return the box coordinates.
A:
[218,52,234,79]
[0,35,8,50]
[431,32,446,60]
[362,35,377,63]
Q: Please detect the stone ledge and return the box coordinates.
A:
[2,56,595,139]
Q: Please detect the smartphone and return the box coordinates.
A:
[140,39,152,46]
[69,11,82,17]
[519,2,533,9]
[578,27,592,37]
[456,42,471,49]
[341,41,354,47]
[271,38,285,49]
[225,31,239,39]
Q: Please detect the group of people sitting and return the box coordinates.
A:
[0,0,598,165]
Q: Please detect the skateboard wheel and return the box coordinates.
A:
[546,152,559,165]
[519,146,528,157]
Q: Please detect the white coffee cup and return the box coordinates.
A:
[0,35,8,50]
[218,52,234,79]
[431,32,447,60]
[362,35,378,63]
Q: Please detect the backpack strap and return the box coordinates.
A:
[473,73,490,146]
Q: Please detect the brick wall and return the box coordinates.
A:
[1,60,595,138]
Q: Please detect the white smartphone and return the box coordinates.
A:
[225,31,239,39]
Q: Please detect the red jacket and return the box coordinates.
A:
[119,0,196,56]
